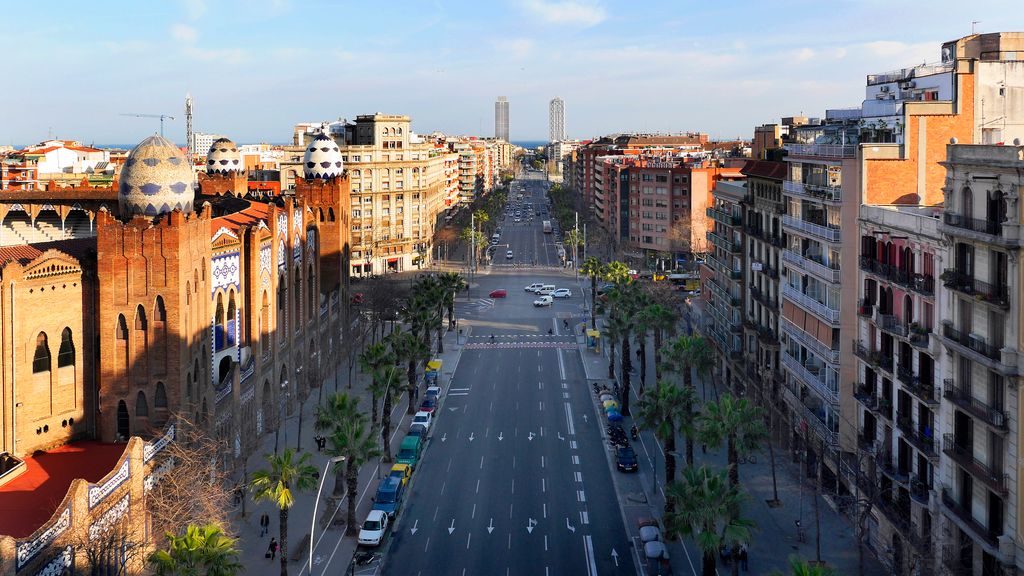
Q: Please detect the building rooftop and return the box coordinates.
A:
[211,200,271,234]
[0,441,126,538]
[740,159,787,181]
[0,238,95,271]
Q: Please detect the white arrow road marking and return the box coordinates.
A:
[528,432,535,441]
[410,519,419,535]
[557,432,565,441]
[487,518,495,534]
[469,432,475,442]
[611,549,619,566]
[566,517,576,533]
[582,413,588,423]
[449,406,460,411]
[448,519,456,535]
[498,432,504,441]
[527,518,537,534]
[441,433,448,442]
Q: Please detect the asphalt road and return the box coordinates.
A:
[382,173,636,576]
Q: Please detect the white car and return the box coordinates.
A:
[506,250,514,259]
[533,295,553,307]
[412,411,433,430]
[552,288,572,298]
[358,510,389,546]
[525,282,545,292]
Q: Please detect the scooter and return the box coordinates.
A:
[631,425,639,440]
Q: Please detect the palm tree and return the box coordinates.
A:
[375,363,403,461]
[665,335,715,466]
[604,311,629,380]
[664,465,755,576]
[438,272,467,328]
[563,228,583,264]
[634,381,694,494]
[579,256,606,329]
[313,392,362,500]
[389,329,430,414]
[249,449,319,576]
[327,415,381,535]
[645,303,678,381]
[358,342,391,427]
[768,556,837,576]
[150,523,242,576]
[633,297,657,394]
[604,260,631,285]
[697,394,768,488]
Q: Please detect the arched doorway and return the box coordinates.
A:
[116,400,129,440]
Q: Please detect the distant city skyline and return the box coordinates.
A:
[1,1,1023,145]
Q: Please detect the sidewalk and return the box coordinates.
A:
[233,325,466,576]
[581,312,886,576]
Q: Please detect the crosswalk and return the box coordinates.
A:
[464,341,578,350]
[456,298,496,312]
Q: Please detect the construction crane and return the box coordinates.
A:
[119,113,175,137]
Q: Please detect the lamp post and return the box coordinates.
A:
[309,455,345,575]
[274,380,289,455]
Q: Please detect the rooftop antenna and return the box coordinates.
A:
[118,113,176,138]
[185,93,194,165]
[972,20,980,34]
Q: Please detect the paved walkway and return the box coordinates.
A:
[232,325,466,576]
[576,298,886,576]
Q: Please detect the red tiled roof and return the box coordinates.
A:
[740,159,787,181]
[0,441,127,538]
[0,238,95,269]
[212,201,271,234]
[22,146,59,156]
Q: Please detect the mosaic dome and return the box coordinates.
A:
[206,137,242,175]
[302,132,343,180]
[118,135,194,217]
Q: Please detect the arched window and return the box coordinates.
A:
[58,328,75,368]
[989,189,1007,228]
[227,291,237,346]
[318,208,325,222]
[328,207,335,222]
[308,263,316,321]
[135,305,147,330]
[116,314,128,341]
[201,258,206,282]
[186,372,192,401]
[962,187,973,221]
[117,400,129,439]
[154,382,168,408]
[186,282,191,305]
[32,332,51,373]
[294,266,302,328]
[903,294,913,326]
[902,247,913,275]
[261,291,270,355]
[215,293,225,327]
[136,391,149,417]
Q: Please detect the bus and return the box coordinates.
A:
[542,220,552,234]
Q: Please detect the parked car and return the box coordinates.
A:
[357,509,389,546]
[533,295,553,307]
[425,386,442,399]
[396,435,422,468]
[389,463,412,486]
[506,250,514,259]
[525,283,545,292]
[616,446,638,472]
[489,289,508,298]
[408,423,429,440]
[552,288,572,298]
[418,397,437,414]
[412,411,433,430]
[371,476,405,519]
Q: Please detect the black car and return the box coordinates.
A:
[616,446,638,472]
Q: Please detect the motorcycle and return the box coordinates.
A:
[631,425,639,440]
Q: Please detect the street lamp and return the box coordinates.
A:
[309,455,345,575]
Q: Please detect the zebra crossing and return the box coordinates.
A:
[456,298,496,312]
[463,334,577,350]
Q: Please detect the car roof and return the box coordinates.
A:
[379,476,401,490]
[391,463,410,471]
[414,411,431,418]
[366,509,387,521]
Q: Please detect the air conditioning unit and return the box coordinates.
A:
[900,81,916,89]
[880,86,890,93]
[875,93,887,100]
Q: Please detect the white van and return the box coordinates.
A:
[536,285,556,295]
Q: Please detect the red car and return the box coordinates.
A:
[351,292,364,305]
[489,289,507,298]
[419,397,437,414]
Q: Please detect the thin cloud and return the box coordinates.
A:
[493,38,535,59]
[180,0,206,20]
[171,24,199,43]
[520,0,607,27]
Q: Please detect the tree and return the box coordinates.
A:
[768,556,837,576]
[563,228,583,264]
[579,256,606,329]
[314,392,362,499]
[697,394,767,489]
[375,363,403,462]
[390,329,430,415]
[665,335,715,466]
[358,342,392,427]
[149,523,242,576]
[327,417,382,535]
[249,449,320,576]
[58,503,148,576]
[664,465,754,576]
[643,302,678,381]
[634,380,694,499]
[438,272,468,328]
[604,260,631,285]
[460,226,487,265]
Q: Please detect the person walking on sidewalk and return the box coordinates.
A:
[267,538,278,560]
[259,512,269,537]
[738,544,748,571]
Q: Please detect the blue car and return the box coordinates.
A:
[371,476,405,518]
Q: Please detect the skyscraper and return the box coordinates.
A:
[494,96,509,142]
[549,97,565,143]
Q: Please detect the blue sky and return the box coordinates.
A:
[2,0,1023,145]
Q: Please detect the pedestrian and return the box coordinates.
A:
[739,545,748,571]
[267,538,278,560]
[259,512,269,537]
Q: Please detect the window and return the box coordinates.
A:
[33,332,51,373]
[135,305,147,330]
[136,391,149,417]
[116,315,128,340]
[154,382,168,408]
[58,328,74,368]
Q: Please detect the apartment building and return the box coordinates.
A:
[936,142,1023,576]
[704,178,748,387]
[855,203,943,573]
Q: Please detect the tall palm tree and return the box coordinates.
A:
[313,392,362,500]
[644,303,678,381]
[389,329,430,415]
[664,465,754,576]
[438,272,467,328]
[633,297,656,394]
[768,556,837,576]
[634,380,694,494]
[579,256,606,329]
[665,335,715,466]
[375,363,403,461]
[326,415,381,535]
[697,394,768,488]
[249,449,319,576]
[604,260,631,285]
[358,342,391,427]
[149,523,242,576]
[604,311,629,380]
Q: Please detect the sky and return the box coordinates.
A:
[2,0,1023,146]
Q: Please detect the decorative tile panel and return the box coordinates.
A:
[143,423,175,464]
[16,506,70,571]
[89,493,130,541]
[211,251,241,296]
[88,457,130,510]
[32,546,71,576]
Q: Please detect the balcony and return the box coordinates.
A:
[795,399,838,447]
[857,300,873,317]
[877,451,910,484]
[858,257,935,297]
[941,322,1001,362]
[706,207,741,227]
[852,340,893,372]
[942,435,1008,495]
[783,249,841,283]
[876,313,907,338]
[896,365,939,405]
[910,475,931,505]
[756,325,780,347]
[896,416,938,459]
[875,492,913,534]
[782,284,839,324]
[708,230,741,253]
[782,215,841,243]
[941,269,1010,309]
[940,487,1001,548]
[942,380,1008,432]
[781,351,838,405]
[783,179,842,203]
[707,277,740,307]
[941,212,1021,248]
[782,316,839,364]
[854,384,878,412]
[784,143,856,159]
[750,286,778,310]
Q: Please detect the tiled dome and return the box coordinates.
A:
[206,137,242,175]
[302,132,343,180]
[119,135,194,217]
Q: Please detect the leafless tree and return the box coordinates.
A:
[56,502,148,576]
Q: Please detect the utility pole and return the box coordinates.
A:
[574,211,579,280]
